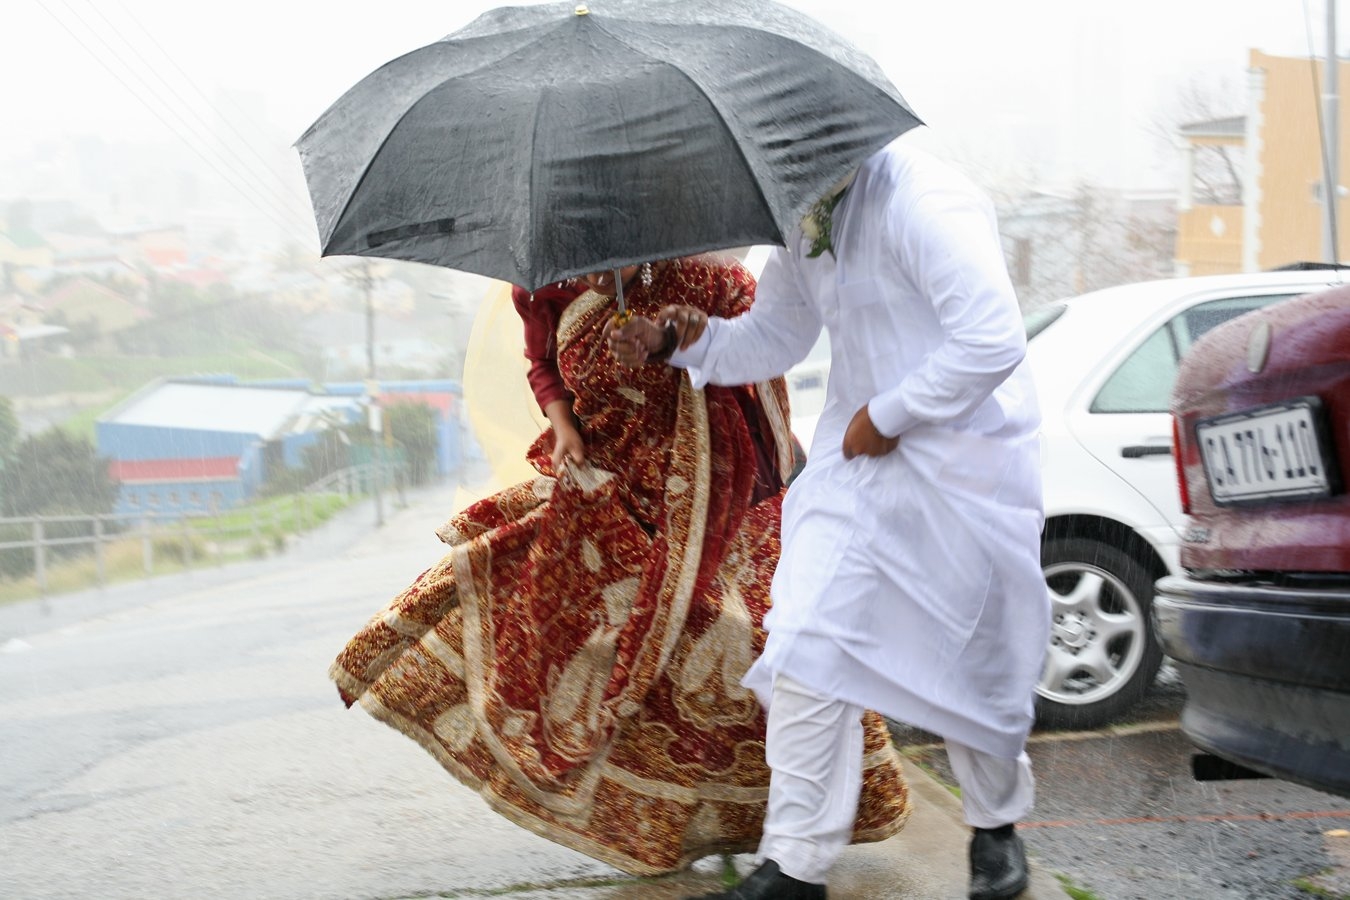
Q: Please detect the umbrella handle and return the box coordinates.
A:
[612,267,630,324]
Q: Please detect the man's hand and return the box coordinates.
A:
[604,315,667,367]
[656,305,710,350]
[842,404,899,460]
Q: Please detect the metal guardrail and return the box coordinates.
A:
[0,462,406,597]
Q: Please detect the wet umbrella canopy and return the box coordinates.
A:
[296,0,921,291]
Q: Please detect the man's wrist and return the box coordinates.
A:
[649,321,679,362]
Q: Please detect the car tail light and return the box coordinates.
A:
[1173,415,1191,515]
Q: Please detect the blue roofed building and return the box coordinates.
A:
[96,377,465,517]
[97,380,351,516]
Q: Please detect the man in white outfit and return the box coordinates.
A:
[609,134,1050,900]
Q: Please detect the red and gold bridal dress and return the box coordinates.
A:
[330,256,911,874]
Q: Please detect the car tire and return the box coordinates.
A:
[1035,537,1165,729]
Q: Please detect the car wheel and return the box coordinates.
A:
[1035,537,1165,729]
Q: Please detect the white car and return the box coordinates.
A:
[785,265,1348,728]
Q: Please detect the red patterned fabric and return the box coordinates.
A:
[331,256,909,874]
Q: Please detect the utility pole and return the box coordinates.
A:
[344,260,384,527]
[1324,0,1341,263]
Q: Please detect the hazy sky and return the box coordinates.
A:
[0,0,1337,236]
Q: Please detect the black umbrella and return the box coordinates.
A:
[297,0,921,291]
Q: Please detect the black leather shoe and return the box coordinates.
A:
[969,824,1029,900]
[684,859,827,899]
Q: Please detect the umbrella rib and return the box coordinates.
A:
[325,25,576,260]
[590,23,783,244]
[527,82,551,288]
[667,71,780,241]
[635,23,917,228]
[303,41,474,246]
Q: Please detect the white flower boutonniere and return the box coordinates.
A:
[800,172,855,259]
[802,192,843,258]
[800,211,822,243]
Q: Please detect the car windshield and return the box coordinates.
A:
[1023,302,1067,341]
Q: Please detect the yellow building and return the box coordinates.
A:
[1175,49,1350,275]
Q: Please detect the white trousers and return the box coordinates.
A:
[758,675,1036,884]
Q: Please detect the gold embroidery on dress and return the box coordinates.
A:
[557,289,609,352]
[602,578,639,626]
[580,537,603,573]
[756,378,795,481]
[421,630,467,678]
[545,624,620,761]
[432,703,476,753]
[382,607,431,638]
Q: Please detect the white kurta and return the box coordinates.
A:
[674,137,1050,758]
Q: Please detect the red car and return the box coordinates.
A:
[1155,285,1350,798]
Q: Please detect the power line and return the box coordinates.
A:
[33,0,318,245]
[52,0,315,236]
[97,0,307,204]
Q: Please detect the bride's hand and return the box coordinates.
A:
[551,422,586,471]
[604,315,667,367]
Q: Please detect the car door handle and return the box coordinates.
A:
[1121,444,1173,458]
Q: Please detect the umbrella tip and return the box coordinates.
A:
[574,4,589,14]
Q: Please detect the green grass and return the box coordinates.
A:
[721,853,739,887]
[193,491,351,537]
[0,491,356,606]
[1294,873,1350,898]
[1056,873,1105,900]
[6,349,314,442]
[0,350,310,399]
[0,538,189,605]
[59,394,129,441]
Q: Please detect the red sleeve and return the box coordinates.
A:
[512,283,584,412]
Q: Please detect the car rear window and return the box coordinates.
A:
[1024,302,1066,341]
[1090,293,1300,414]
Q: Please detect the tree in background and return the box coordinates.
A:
[0,425,119,579]
[386,401,439,486]
[999,183,1177,311]
[0,428,117,518]
[0,396,20,465]
[1150,73,1245,206]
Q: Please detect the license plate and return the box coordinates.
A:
[1196,398,1338,505]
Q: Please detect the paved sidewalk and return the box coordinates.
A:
[415,755,1069,895]
[820,758,1071,899]
[483,757,1071,899]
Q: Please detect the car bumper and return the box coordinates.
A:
[1153,575,1350,798]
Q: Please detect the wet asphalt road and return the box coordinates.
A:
[895,675,1350,899]
[2,482,1348,900]
[0,484,635,900]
